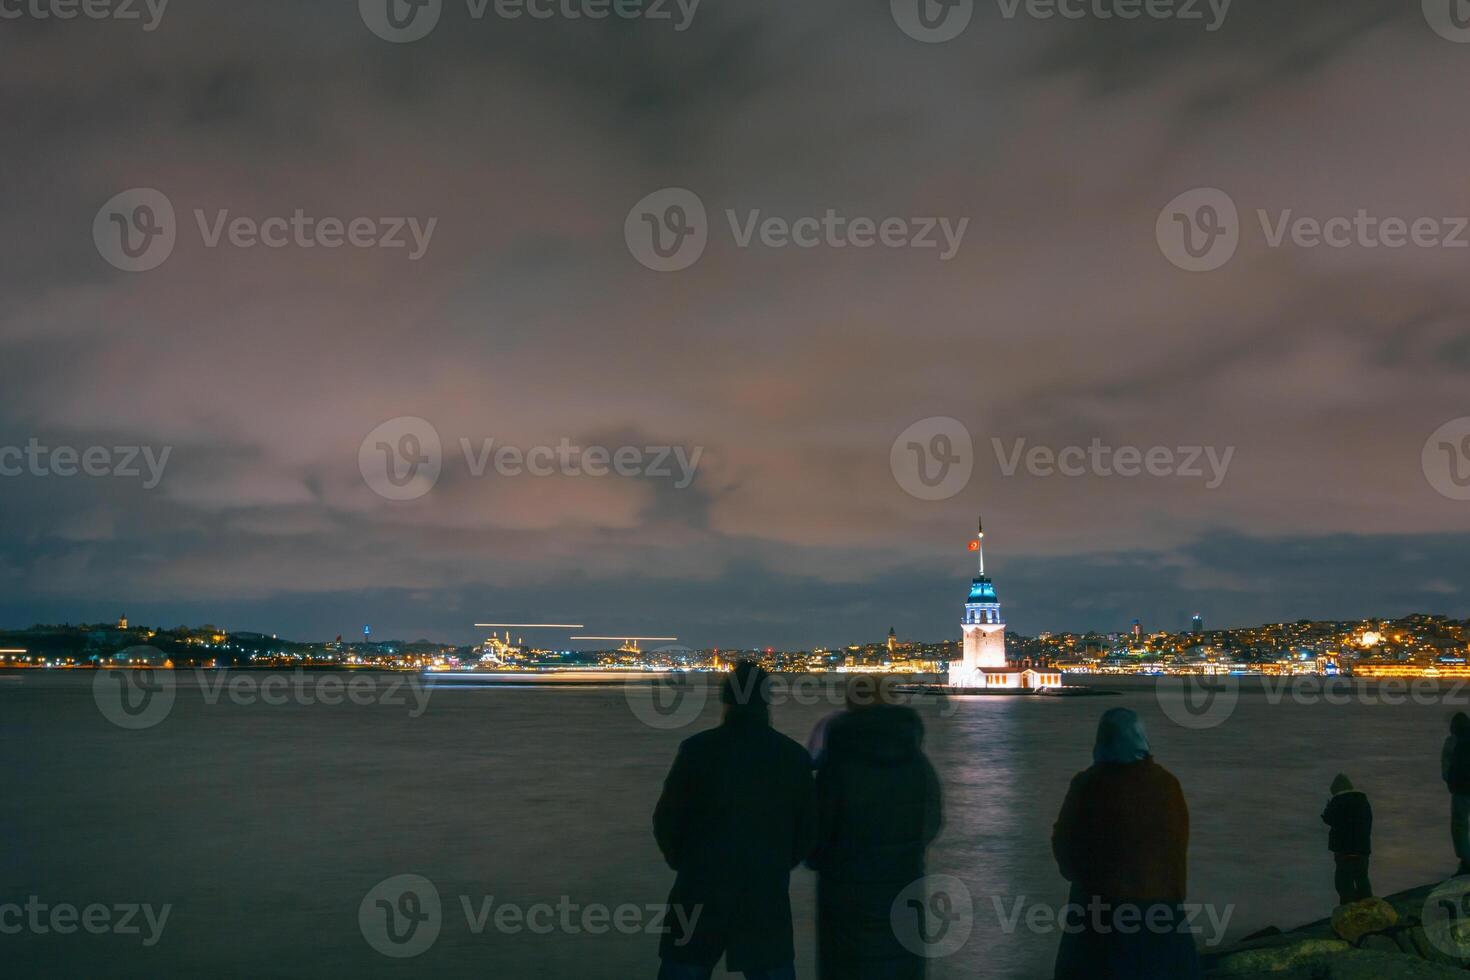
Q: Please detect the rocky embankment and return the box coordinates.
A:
[1203,882,1470,978]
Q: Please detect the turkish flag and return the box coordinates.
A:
[967,541,980,552]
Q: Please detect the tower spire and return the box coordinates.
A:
[977,516,985,576]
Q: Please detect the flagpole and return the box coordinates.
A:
[977,516,985,576]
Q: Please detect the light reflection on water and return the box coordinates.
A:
[0,674,1460,978]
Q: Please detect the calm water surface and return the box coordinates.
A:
[0,672,1460,977]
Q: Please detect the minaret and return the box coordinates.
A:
[959,517,1007,672]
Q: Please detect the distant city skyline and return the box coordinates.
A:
[3,2,1468,647]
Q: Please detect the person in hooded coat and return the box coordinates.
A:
[1442,712,1470,876]
[653,662,817,980]
[809,679,943,980]
[1320,773,1372,905]
[1051,708,1201,980]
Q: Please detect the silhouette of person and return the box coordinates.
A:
[653,662,817,980]
[1320,773,1372,905]
[809,677,942,979]
[1442,711,1470,876]
[806,673,882,768]
[1051,707,1201,980]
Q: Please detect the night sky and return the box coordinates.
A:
[1,0,1468,647]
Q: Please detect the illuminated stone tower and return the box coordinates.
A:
[947,518,1062,691]
[957,518,1006,674]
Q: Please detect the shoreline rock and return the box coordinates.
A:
[1202,882,1470,978]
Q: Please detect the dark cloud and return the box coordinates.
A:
[0,0,1465,644]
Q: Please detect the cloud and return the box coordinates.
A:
[0,0,1465,642]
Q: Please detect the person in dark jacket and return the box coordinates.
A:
[1051,708,1201,980]
[1443,712,1470,876]
[653,662,818,980]
[1320,773,1372,905]
[809,679,943,979]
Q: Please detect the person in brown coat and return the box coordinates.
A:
[1051,708,1201,979]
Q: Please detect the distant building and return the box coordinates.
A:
[117,613,128,630]
[1131,619,1142,639]
[1191,613,1204,634]
[948,518,1061,691]
[887,626,897,655]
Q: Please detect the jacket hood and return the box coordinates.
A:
[1331,773,1354,795]
[827,704,923,766]
[1453,712,1470,737]
[1093,707,1151,765]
